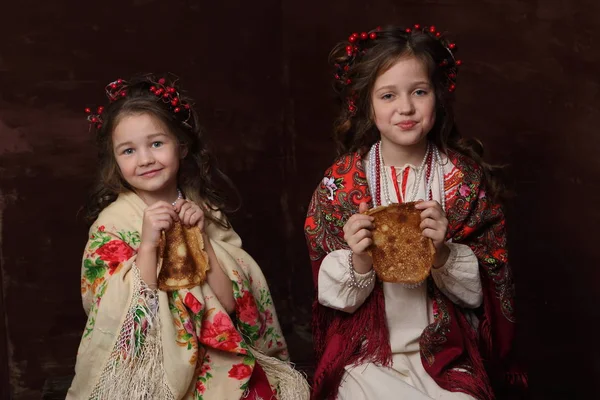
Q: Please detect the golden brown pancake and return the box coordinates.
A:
[157,222,209,291]
[365,202,435,284]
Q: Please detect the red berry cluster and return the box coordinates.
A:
[85,77,192,131]
[336,24,463,117]
[149,77,191,116]
[85,106,104,129]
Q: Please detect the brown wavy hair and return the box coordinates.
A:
[84,73,239,226]
[330,25,504,199]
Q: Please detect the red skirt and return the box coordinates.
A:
[245,361,276,399]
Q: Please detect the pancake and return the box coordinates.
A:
[157,222,209,291]
[365,202,435,284]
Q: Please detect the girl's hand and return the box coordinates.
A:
[415,200,450,267]
[174,199,205,231]
[140,201,179,249]
[343,202,374,273]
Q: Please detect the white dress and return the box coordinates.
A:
[318,150,481,400]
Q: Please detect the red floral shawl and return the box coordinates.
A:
[304,150,526,400]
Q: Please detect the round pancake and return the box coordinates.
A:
[365,202,435,284]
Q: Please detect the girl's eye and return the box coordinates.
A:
[123,148,134,155]
[381,93,394,100]
[152,141,163,148]
[414,89,428,96]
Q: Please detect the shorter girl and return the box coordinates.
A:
[305,25,526,399]
[68,74,309,400]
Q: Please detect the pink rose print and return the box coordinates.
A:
[95,240,134,275]
[459,184,470,197]
[96,240,134,263]
[195,380,206,394]
[184,292,203,314]
[200,312,242,352]
[228,363,252,380]
[236,291,259,325]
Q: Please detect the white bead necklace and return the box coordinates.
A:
[171,188,183,206]
[373,141,431,206]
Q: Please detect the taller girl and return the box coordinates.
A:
[305,25,525,399]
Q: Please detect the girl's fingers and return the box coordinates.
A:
[351,219,374,234]
[344,214,374,232]
[414,200,441,210]
[173,198,187,212]
[354,237,373,254]
[148,206,179,222]
[420,218,442,231]
[420,206,443,221]
[358,202,369,214]
[178,202,192,220]
[189,210,203,227]
[153,219,173,232]
[182,206,196,226]
[151,216,176,226]
[352,228,373,243]
[421,228,444,243]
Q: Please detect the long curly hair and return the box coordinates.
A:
[84,73,239,226]
[330,25,505,199]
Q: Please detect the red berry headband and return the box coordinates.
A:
[334,25,462,115]
[85,77,192,130]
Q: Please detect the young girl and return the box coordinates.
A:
[68,74,309,400]
[304,26,526,399]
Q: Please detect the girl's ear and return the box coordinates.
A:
[180,144,188,159]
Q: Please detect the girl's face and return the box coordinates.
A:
[112,113,183,203]
[371,55,436,150]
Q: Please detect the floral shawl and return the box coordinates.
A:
[304,150,526,400]
[68,191,308,400]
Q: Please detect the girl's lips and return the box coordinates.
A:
[139,169,162,178]
[396,121,417,130]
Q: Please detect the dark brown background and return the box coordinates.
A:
[1,0,597,399]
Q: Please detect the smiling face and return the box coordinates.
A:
[112,112,183,203]
[371,55,436,151]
